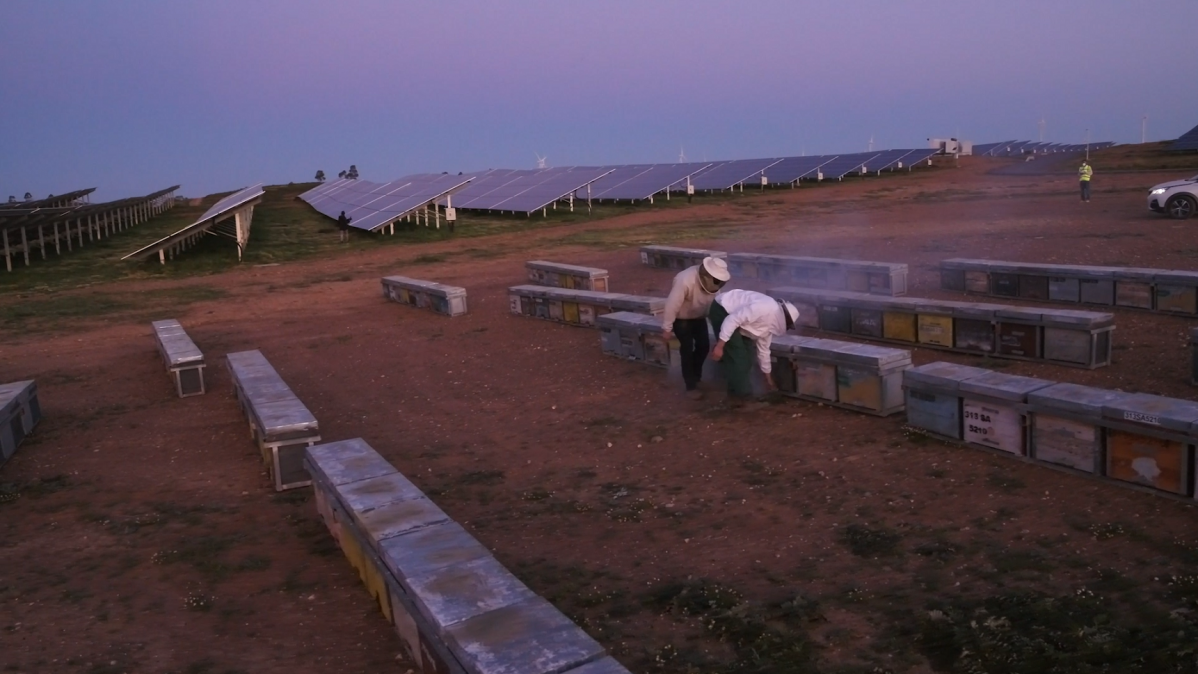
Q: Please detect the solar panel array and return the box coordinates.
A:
[1170,123,1198,152]
[123,184,264,261]
[297,143,954,226]
[299,174,474,230]
[974,140,1116,157]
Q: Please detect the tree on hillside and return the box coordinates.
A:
[346,164,359,179]
[7,196,14,203]
[315,170,326,182]
[23,192,32,201]
[338,170,346,179]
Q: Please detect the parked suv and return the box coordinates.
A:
[1148,174,1198,219]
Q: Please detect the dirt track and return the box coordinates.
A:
[2,156,1197,673]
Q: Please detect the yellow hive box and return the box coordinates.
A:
[883,311,917,342]
[917,314,953,346]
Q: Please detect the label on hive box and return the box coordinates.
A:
[917,315,953,346]
[998,323,1039,357]
[1122,411,1160,426]
[851,309,883,337]
[508,295,521,314]
[1106,429,1188,494]
[963,400,1024,454]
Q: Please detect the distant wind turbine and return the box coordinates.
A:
[678,146,687,163]
[535,153,548,169]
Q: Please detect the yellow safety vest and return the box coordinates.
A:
[1079,165,1093,181]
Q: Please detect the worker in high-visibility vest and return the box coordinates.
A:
[1078,160,1093,202]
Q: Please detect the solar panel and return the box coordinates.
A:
[485,167,615,213]
[123,184,264,262]
[762,156,837,184]
[863,149,915,173]
[586,162,715,200]
[689,158,783,191]
[810,153,880,180]
[901,148,939,166]
[299,175,474,231]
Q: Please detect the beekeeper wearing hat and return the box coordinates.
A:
[662,256,731,399]
[709,289,798,408]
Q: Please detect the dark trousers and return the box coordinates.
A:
[673,317,710,391]
[707,301,754,398]
[1080,180,1091,201]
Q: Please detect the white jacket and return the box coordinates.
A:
[661,265,718,331]
[715,289,788,374]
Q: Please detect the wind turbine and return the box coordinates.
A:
[1142,114,1148,144]
[678,146,687,163]
[535,153,548,169]
[1038,116,1045,142]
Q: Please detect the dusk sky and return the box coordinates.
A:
[3,1,1197,202]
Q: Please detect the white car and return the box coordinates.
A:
[1148,174,1198,219]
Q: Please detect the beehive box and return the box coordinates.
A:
[958,372,1054,455]
[444,596,605,674]
[1192,327,1198,385]
[382,276,468,317]
[826,343,911,415]
[902,362,993,439]
[1027,383,1124,473]
[152,319,206,398]
[1115,271,1155,309]
[1153,271,1198,314]
[1100,394,1197,495]
[526,260,610,292]
[725,252,760,278]
[995,307,1043,358]
[916,310,953,347]
[1079,276,1115,305]
[1048,276,1081,303]
[1040,310,1114,368]
[640,245,726,270]
[952,304,996,353]
[0,380,39,467]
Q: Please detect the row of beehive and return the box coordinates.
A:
[595,312,911,416]
[727,253,908,296]
[0,380,41,468]
[639,245,727,270]
[226,349,321,491]
[306,438,631,674]
[508,285,664,326]
[941,258,1198,314]
[767,287,1115,369]
[525,260,609,292]
[381,275,469,317]
[904,362,1198,499]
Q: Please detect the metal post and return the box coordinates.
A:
[53,222,61,254]
[3,229,10,272]
[20,227,29,266]
[38,225,45,259]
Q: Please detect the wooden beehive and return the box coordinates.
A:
[917,313,953,347]
[1100,393,1198,496]
[1027,383,1123,473]
[958,372,1054,455]
[1048,277,1081,303]
[902,362,993,439]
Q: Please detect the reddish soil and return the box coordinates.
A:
[2,155,1197,673]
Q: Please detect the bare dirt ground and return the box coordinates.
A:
[3,154,1198,674]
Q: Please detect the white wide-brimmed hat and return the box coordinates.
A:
[701,256,730,282]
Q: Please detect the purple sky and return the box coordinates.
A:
[3,1,1196,202]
